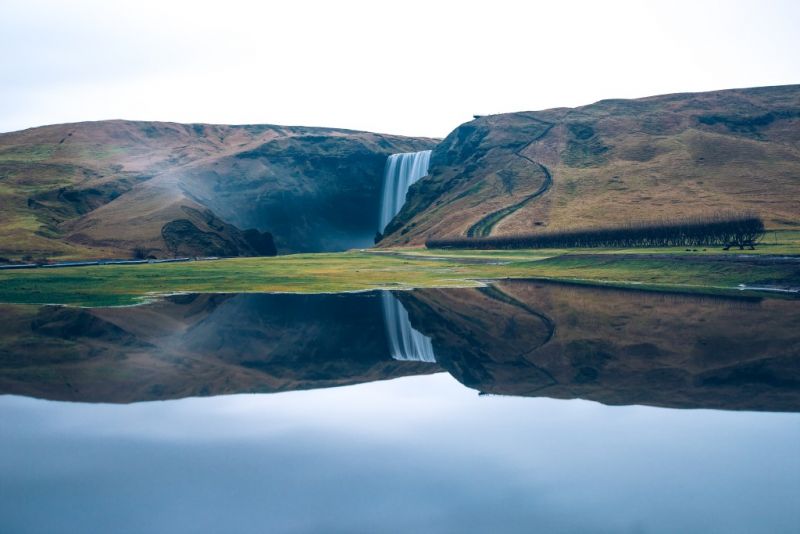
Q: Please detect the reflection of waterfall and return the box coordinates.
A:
[379,150,432,233]
[381,292,436,363]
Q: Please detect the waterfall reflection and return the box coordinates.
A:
[381,292,437,363]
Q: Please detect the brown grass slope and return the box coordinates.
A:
[0,120,435,259]
[382,84,800,246]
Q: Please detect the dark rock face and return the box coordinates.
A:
[160,207,277,257]
[241,229,277,256]
[161,220,239,257]
[182,134,434,252]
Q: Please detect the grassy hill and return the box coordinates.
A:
[0,120,435,260]
[381,85,800,246]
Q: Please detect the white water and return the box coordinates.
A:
[379,150,432,233]
[381,292,437,363]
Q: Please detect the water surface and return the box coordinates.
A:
[1,281,798,533]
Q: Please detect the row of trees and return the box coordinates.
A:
[426,213,765,250]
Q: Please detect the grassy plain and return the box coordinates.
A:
[0,233,798,307]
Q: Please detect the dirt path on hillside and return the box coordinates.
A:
[466,120,555,238]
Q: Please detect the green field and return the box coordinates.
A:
[1,238,799,307]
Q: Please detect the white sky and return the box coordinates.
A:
[1,0,798,138]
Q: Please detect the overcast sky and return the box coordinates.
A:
[1,0,798,137]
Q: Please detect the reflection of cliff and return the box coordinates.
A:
[403,281,800,412]
[0,293,438,403]
[2,283,798,410]
[398,286,555,390]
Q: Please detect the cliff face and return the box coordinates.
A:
[0,120,436,259]
[382,84,800,245]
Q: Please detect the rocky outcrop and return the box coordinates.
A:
[159,206,276,258]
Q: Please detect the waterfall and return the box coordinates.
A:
[381,292,437,363]
[379,150,432,233]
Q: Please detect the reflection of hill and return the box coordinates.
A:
[403,281,800,412]
[0,293,438,403]
[2,283,798,411]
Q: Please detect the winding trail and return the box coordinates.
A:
[478,284,556,347]
[466,120,555,238]
[477,284,559,393]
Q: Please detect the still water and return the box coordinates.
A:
[1,281,798,533]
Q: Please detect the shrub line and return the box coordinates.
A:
[428,213,765,250]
